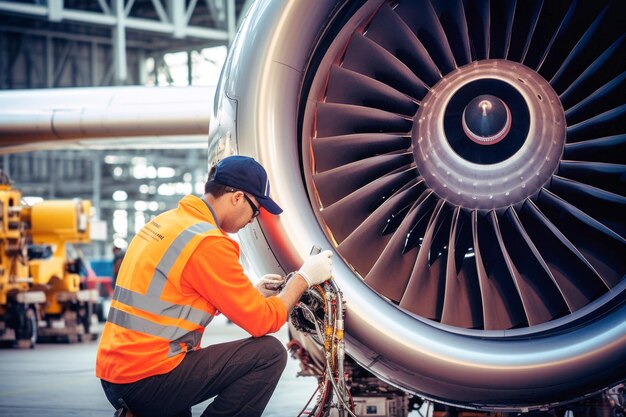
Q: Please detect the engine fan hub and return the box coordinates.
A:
[412,60,566,209]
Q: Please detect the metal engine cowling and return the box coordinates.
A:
[209,0,626,410]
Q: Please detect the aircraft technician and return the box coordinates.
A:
[96,155,333,417]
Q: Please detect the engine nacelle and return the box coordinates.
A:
[209,0,626,411]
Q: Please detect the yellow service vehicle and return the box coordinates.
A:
[0,170,97,347]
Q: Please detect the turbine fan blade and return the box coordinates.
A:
[320,169,419,243]
[326,65,419,117]
[563,134,626,165]
[564,72,626,125]
[537,188,626,288]
[551,2,625,96]
[463,0,490,61]
[364,190,434,302]
[550,175,626,237]
[441,207,483,328]
[312,133,410,173]
[399,199,448,320]
[558,161,626,197]
[474,211,527,330]
[503,208,570,317]
[559,34,626,109]
[490,210,553,326]
[313,152,414,207]
[395,0,457,74]
[342,32,430,101]
[522,1,572,70]
[507,0,542,63]
[566,104,626,144]
[517,199,609,311]
[315,102,413,138]
[338,184,423,277]
[431,0,472,66]
[365,3,442,86]
[403,192,438,253]
[489,0,516,59]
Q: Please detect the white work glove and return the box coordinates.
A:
[297,250,333,287]
[255,273,285,297]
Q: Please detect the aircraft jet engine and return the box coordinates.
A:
[208,0,626,411]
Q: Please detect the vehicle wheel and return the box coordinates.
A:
[95,299,106,323]
[15,306,37,349]
[79,301,92,336]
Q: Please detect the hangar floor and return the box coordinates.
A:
[1,318,618,417]
[0,316,324,417]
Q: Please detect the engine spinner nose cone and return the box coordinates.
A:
[462,95,511,145]
[412,60,566,209]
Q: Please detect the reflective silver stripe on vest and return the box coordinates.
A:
[108,306,194,342]
[113,286,213,327]
[169,331,203,356]
[112,222,216,343]
[145,222,215,299]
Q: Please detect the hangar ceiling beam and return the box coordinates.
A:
[112,0,127,84]
[0,1,229,41]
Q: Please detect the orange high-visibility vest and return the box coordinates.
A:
[96,195,225,383]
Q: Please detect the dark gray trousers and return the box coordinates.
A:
[101,335,288,417]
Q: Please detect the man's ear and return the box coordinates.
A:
[230,190,243,206]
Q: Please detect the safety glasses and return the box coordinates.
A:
[227,187,260,218]
[242,193,260,218]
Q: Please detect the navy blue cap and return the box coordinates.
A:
[213,156,283,215]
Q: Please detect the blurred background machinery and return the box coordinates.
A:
[0,170,95,347]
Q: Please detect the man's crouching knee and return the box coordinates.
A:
[257,336,288,373]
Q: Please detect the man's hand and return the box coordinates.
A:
[275,249,333,311]
[297,250,333,287]
[255,273,285,297]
